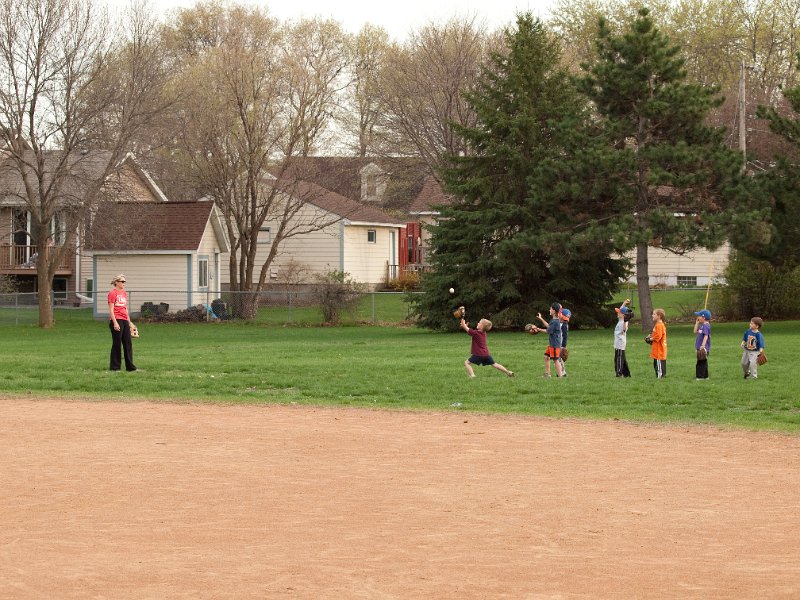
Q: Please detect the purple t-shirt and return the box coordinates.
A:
[695,322,711,351]
[467,328,489,356]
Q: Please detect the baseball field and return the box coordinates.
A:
[1,311,799,597]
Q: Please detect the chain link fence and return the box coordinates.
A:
[0,289,419,326]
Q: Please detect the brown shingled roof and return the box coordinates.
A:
[408,175,455,214]
[283,156,430,212]
[273,177,404,225]
[87,201,216,251]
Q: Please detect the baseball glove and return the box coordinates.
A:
[756,352,767,366]
[645,335,653,345]
[452,306,465,319]
[561,347,569,362]
[524,323,539,334]
[130,323,139,338]
[696,347,707,360]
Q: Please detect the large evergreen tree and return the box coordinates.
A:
[746,55,800,267]
[416,14,628,330]
[578,8,744,330]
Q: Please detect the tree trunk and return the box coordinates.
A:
[636,243,654,332]
[37,256,54,328]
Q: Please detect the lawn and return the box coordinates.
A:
[1,307,798,432]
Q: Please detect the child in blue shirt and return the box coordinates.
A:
[741,317,765,379]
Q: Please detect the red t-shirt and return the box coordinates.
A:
[467,328,489,356]
[108,288,129,321]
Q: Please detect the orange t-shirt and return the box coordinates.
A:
[649,321,667,360]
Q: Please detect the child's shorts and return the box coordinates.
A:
[544,346,561,358]
[468,354,496,366]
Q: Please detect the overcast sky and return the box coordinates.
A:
[104,0,555,40]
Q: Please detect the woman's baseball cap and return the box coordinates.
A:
[560,308,572,321]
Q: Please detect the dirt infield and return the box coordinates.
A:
[2,399,799,599]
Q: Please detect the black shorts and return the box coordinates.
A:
[468,354,496,366]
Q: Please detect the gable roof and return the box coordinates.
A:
[87,201,228,252]
[0,149,167,206]
[409,175,455,214]
[283,156,430,212]
[272,177,405,227]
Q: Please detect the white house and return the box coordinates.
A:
[218,178,406,290]
[87,201,229,316]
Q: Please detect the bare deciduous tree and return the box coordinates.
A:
[0,0,172,327]
[168,4,351,318]
[339,24,391,157]
[376,17,500,170]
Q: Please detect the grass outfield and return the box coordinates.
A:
[1,308,798,432]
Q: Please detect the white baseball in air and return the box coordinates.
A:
[449,288,455,294]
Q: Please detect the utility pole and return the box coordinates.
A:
[738,61,747,172]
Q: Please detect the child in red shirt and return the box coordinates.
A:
[460,317,514,378]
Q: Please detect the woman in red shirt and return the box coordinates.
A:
[107,274,137,371]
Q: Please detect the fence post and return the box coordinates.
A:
[371,292,375,323]
[288,292,292,323]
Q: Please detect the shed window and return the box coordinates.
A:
[198,256,209,288]
[677,275,697,288]
[367,229,376,244]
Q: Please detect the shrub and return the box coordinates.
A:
[717,252,800,319]
[385,270,421,292]
[313,270,365,324]
[0,275,18,294]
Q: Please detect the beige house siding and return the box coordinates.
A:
[94,254,192,317]
[218,212,400,289]
[343,224,396,286]
[196,220,223,295]
[625,243,731,286]
[219,202,343,287]
[78,249,94,294]
[267,227,341,281]
[0,207,12,242]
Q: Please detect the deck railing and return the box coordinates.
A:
[0,244,72,271]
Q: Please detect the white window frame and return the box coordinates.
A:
[198,256,209,289]
[367,229,377,244]
[258,227,272,244]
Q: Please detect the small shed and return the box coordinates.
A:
[87,201,229,317]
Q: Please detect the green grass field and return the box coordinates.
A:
[1,305,798,432]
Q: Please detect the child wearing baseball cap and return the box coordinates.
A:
[614,299,633,377]
[693,309,712,380]
[533,303,564,378]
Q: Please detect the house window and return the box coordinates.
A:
[198,256,209,289]
[86,278,93,296]
[366,175,377,197]
[53,278,67,299]
[367,229,377,244]
[50,212,66,245]
[258,227,271,244]
[677,275,697,288]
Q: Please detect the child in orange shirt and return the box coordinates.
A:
[647,308,667,378]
